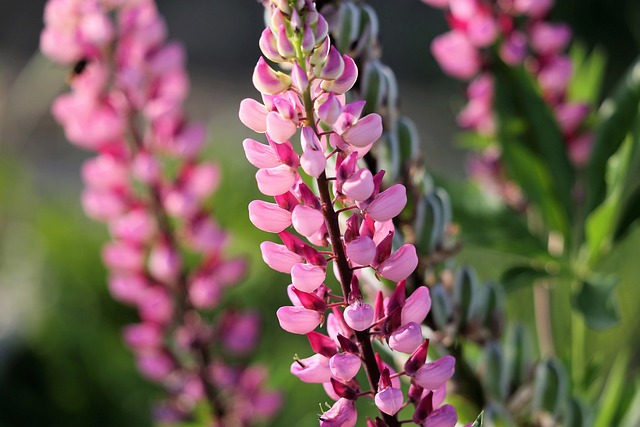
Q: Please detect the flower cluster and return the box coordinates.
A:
[241,1,458,426]
[422,0,592,204]
[41,0,280,424]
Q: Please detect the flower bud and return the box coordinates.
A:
[275,25,295,58]
[252,57,292,95]
[321,54,358,94]
[259,27,284,62]
[315,46,345,80]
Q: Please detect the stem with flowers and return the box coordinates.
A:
[40,0,280,425]
[240,1,460,426]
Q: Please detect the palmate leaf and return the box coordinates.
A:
[494,62,572,237]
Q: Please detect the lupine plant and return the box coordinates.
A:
[40,0,280,425]
[25,0,640,426]
[422,0,640,425]
[240,1,461,426]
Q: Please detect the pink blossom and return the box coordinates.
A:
[239,99,269,133]
[248,200,292,233]
[291,263,326,292]
[252,57,292,95]
[413,356,456,390]
[341,113,383,148]
[388,322,424,354]
[377,244,418,282]
[375,387,405,416]
[343,301,374,331]
[319,398,357,427]
[342,168,374,202]
[276,306,322,334]
[364,184,407,222]
[243,138,280,168]
[255,165,296,196]
[421,404,458,427]
[530,22,572,55]
[346,236,376,266]
[402,286,432,325]
[260,241,304,273]
[291,204,325,237]
[329,353,361,382]
[290,353,332,383]
[431,31,481,80]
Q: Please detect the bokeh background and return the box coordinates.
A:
[0,0,639,425]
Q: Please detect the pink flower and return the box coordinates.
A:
[343,301,374,331]
[329,352,361,382]
[377,244,418,282]
[260,241,304,273]
[291,263,326,292]
[346,236,376,266]
[255,165,296,196]
[248,200,292,233]
[364,184,407,222]
[388,322,424,354]
[402,286,432,325]
[290,353,332,383]
[341,114,383,148]
[239,99,269,133]
[291,204,325,237]
[530,22,572,55]
[413,356,456,390]
[375,387,404,416]
[276,306,322,334]
[252,57,292,95]
[421,404,458,427]
[319,398,357,427]
[431,31,481,80]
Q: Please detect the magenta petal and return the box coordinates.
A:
[422,404,458,427]
[377,244,418,282]
[252,57,291,94]
[413,355,456,390]
[243,138,280,168]
[402,286,432,325]
[291,263,326,292]
[255,165,296,196]
[345,236,376,266]
[290,353,332,383]
[260,241,303,273]
[319,398,357,427]
[239,98,269,133]
[374,387,404,416]
[248,200,292,233]
[329,352,361,382]
[266,111,298,143]
[365,184,407,222]
[276,306,321,334]
[388,322,423,354]
[341,113,383,148]
[431,30,480,80]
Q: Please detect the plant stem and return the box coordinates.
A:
[533,281,556,358]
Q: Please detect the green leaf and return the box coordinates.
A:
[587,54,640,213]
[568,44,607,106]
[620,381,640,427]
[471,411,485,427]
[572,276,620,329]
[335,3,359,54]
[566,396,593,427]
[532,359,569,417]
[584,128,640,264]
[494,61,575,228]
[500,265,550,293]
[505,323,533,387]
[482,342,508,401]
[594,352,629,427]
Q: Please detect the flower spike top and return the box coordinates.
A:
[241,1,457,426]
[41,0,280,424]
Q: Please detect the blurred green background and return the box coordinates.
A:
[0,0,639,426]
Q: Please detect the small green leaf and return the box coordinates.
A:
[572,277,620,329]
[532,359,569,417]
[500,265,549,293]
[482,342,508,401]
[471,411,485,427]
[361,61,386,116]
[587,54,640,213]
[335,3,359,54]
[505,323,533,387]
[568,44,607,106]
